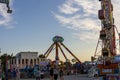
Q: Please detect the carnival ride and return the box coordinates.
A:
[44,36,81,67]
[0,0,12,13]
[92,0,120,79]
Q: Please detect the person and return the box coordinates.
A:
[12,68,17,80]
[93,74,99,80]
[59,68,64,80]
[35,70,41,80]
[1,71,5,80]
[16,68,20,80]
[40,70,44,79]
[53,67,58,80]
[49,67,54,80]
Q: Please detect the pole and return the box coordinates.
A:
[76,62,77,75]
[119,33,120,54]
[5,55,8,80]
[0,48,2,67]
[55,43,59,60]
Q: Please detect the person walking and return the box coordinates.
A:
[59,68,64,80]
[1,71,5,80]
[12,68,17,80]
[49,67,54,80]
[35,69,41,80]
[53,67,58,80]
[16,68,20,80]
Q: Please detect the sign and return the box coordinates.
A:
[102,69,112,73]
[39,61,48,66]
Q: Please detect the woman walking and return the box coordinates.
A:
[59,68,64,80]
[50,67,54,80]
[53,67,58,80]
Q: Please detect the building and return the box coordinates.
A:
[8,51,49,69]
[8,51,38,69]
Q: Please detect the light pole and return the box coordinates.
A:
[0,0,12,13]
[0,48,1,74]
[119,33,120,54]
[72,59,77,75]
[0,48,1,67]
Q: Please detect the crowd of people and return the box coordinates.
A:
[1,68,19,80]
[0,65,65,80]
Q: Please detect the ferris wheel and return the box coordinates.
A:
[90,0,120,77]
[93,0,120,62]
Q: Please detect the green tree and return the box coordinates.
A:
[39,54,45,58]
[0,53,16,72]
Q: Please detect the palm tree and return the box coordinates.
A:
[39,54,45,58]
[0,53,16,71]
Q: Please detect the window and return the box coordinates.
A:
[30,59,33,64]
[34,59,36,65]
[15,59,16,64]
[22,59,24,64]
[26,59,28,64]
[19,59,20,64]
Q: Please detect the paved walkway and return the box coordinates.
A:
[18,74,103,80]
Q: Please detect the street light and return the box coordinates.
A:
[119,33,120,54]
[0,0,12,13]
[72,59,77,75]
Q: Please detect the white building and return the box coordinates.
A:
[8,51,48,69]
[16,51,38,69]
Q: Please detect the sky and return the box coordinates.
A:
[0,0,120,62]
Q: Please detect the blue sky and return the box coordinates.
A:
[0,0,120,62]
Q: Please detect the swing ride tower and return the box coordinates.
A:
[44,36,81,66]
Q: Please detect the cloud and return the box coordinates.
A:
[54,13,100,31]
[53,0,120,42]
[58,0,79,14]
[112,0,120,32]
[0,0,14,28]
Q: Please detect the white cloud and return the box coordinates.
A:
[73,32,98,41]
[112,0,120,32]
[54,0,120,42]
[58,0,79,14]
[54,14,100,31]
[0,0,14,28]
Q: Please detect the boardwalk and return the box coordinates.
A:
[18,74,102,80]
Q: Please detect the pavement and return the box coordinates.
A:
[18,74,103,80]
